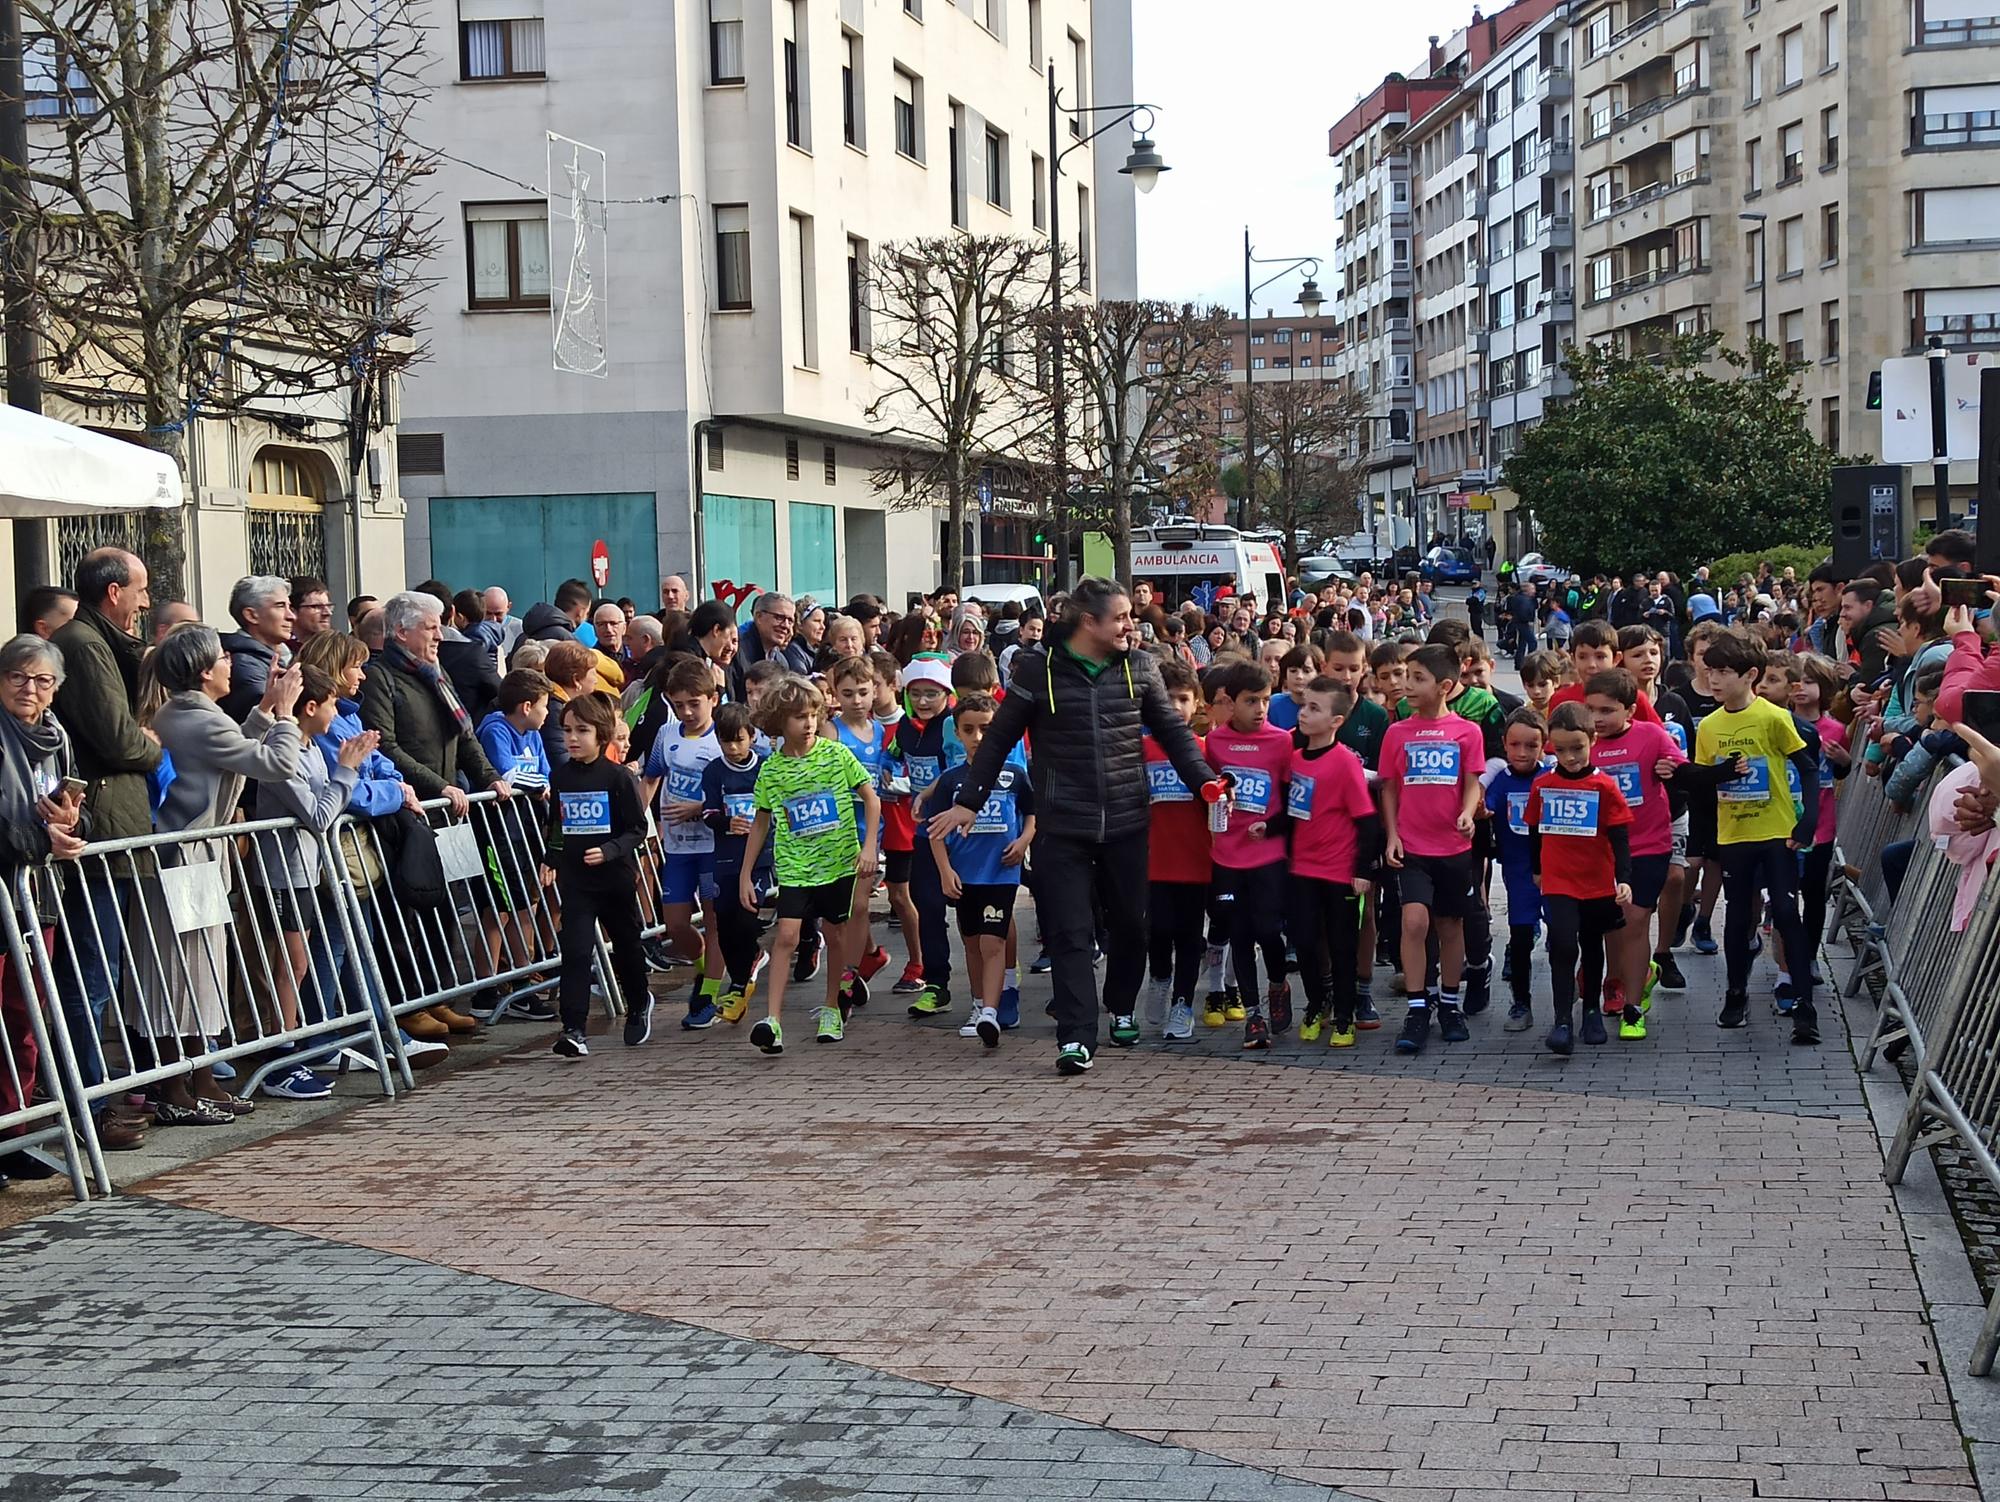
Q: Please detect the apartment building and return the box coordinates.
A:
[398,0,1131,612]
[1409,73,1485,541]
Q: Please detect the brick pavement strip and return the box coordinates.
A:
[95,966,1981,1502]
[0,1199,1358,1502]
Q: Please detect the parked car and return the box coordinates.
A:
[1296,556,1358,590]
[1421,545,1482,584]
[1514,552,1569,590]
[962,581,1046,618]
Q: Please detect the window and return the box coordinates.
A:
[1585,11,1611,58]
[1919,287,2000,348]
[1300,330,1313,343]
[715,203,752,309]
[1780,28,1804,89]
[984,127,1009,209]
[1823,299,1840,358]
[1252,357,1266,370]
[461,6,545,81]
[1275,328,1292,344]
[709,0,744,84]
[783,1,808,150]
[1221,407,1236,423]
[1822,396,1840,450]
[1488,81,1511,121]
[1746,225,1766,285]
[903,0,920,15]
[1780,122,1804,182]
[1821,106,1840,167]
[1029,0,1044,68]
[1588,254,1613,302]
[1918,2,2000,45]
[1914,84,2000,147]
[1821,8,1841,69]
[465,202,550,309]
[1489,148,1514,191]
[842,31,864,149]
[1250,332,1265,345]
[1912,184,2000,244]
[1823,202,1840,261]
[981,0,1002,35]
[847,236,869,352]
[1780,214,1804,275]
[1145,361,1164,375]
[948,102,966,226]
[1031,153,1047,229]
[1078,185,1091,291]
[1069,32,1087,134]
[1745,46,1762,104]
[786,438,801,481]
[1745,137,1764,195]
[21,35,96,116]
[893,68,921,159]
[824,445,838,484]
[1299,355,1315,368]
[791,212,818,367]
[707,429,725,472]
[1782,309,1805,364]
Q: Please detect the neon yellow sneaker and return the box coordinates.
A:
[1327,1023,1357,1048]
[1202,993,1227,1028]
[718,988,749,1024]
[1618,1008,1648,1041]
[1298,1013,1323,1043]
[1639,961,1659,1014]
[1224,999,1247,1022]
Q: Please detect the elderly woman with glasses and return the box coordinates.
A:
[0,635,85,1181]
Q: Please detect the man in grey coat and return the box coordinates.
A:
[360,591,510,814]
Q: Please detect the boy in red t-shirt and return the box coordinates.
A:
[1528,701,1635,1056]
[1380,643,1487,1055]
[1287,677,1380,1047]
[1142,657,1213,1043]
[1205,658,1296,1049]
[1547,621,1664,724]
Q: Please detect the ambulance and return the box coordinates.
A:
[1127,525,1289,612]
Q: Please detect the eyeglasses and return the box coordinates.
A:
[4,670,57,692]
[765,613,797,625]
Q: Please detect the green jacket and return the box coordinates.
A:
[51,605,162,844]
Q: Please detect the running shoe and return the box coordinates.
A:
[1030,951,1054,975]
[1791,1003,1822,1047]
[1356,998,1382,1030]
[857,945,892,982]
[1143,978,1171,1029]
[816,1006,844,1044]
[1109,1014,1141,1048]
[1546,1021,1573,1057]
[623,997,654,1048]
[839,969,870,1015]
[1579,1009,1608,1046]
[1437,1005,1470,1044]
[1055,1041,1093,1075]
[1652,952,1687,993]
[1618,1008,1647,1041]
[1772,978,1798,1015]
[750,1017,785,1054]
[1504,1002,1533,1033]
[1299,1010,1324,1044]
[1224,986,1247,1023]
[793,944,823,984]
[1601,978,1626,1016]
[261,1065,335,1100]
[1461,960,1492,1015]
[906,985,953,1018]
[1326,1022,1357,1048]
[1638,961,1660,1012]
[682,1000,719,1030]
[1202,992,1227,1028]
[1242,1014,1271,1050]
[975,1007,1000,1047]
[1692,917,1719,955]
[1266,982,1292,1034]
[1163,999,1195,1041]
[717,989,748,1024]
[1718,989,1750,1029]
[892,963,926,995]
[958,1006,986,1038]
[1395,1006,1430,1055]
[551,1030,589,1060]
[997,985,1021,1030]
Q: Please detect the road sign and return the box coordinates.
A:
[1467,493,1496,511]
[1880,352,2000,465]
[1446,492,1469,509]
[590,538,610,588]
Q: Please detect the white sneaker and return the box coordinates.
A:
[975,1006,1000,1047]
[1143,977,1171,1029]
[958,1006,985,1038]
[1164,1000,1195,1041]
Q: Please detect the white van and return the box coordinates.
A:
[1127,525,1288,613]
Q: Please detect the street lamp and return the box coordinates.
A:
[1239,233,1323,532]
[1738,210,1768,370]
[1046,67,1168,589]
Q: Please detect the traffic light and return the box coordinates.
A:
[1867,370,1882,411]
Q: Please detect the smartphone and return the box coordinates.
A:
[59,776,87,801]
[1965,690,2000,744]
[1941,576,1993,611]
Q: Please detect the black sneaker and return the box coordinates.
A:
[1672,907,1696,949]
[1718,989,1750,1029]
[1579,1009,1608,1046]
[1355,997,1382,1029]
[623,997,654,1048]
[1461,962,1491,1016]
[793,944,823,984]
[1395,1006,1431,1055]
[1790,1003,1822,1046]
[509,993,558,1023]
[552,1029,588,1059]
[1437,1005,1470,1043]
[1545,1021,1573,1056]
[1242,1014,1271,1050]
[1652,952,1687,992]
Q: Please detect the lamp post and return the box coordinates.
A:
[1238,234,1323,532]
[1738,210,1768,371]
[1046,63,1167,590]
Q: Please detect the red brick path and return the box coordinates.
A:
[146,1023,1979,1501]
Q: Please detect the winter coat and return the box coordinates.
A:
[218,630,281,724]
[49,605,162,845]
[359,653,500,799]
[521,601,577,643]
[728,620,814,704]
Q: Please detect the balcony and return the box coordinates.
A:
[1610,92,1674,134]
[1538,366,1577,398]
[1547,138,1575,174]
[1546,286,1576,321]
[1470,327,1490,353]
[1537,67,1573,103]
[1467,257,1489,287]
[1582,0,1711,87]
[1541,212,1575,249]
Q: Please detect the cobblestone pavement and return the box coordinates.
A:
[99,935,1976,1502]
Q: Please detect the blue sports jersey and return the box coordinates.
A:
[1267,692,1300,732]
[931,764,1033,887]
[833,716,888,834]
[702,752,772,882]
[1484,766,1543,923]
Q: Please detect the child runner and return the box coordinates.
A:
[1288,676,1378,1046]
[542,693,654,1057]
[1519,651,1565,722]
[1582,667,1686,1037]
[1528,702,1634,1055]
[1379,643,1486,1054]
[1205,659,1296,1048]
[867,649,925,998]
[475,668,553,1000]
[1198,661,1243,1026]
[1144,656,1213,1042]
[898,655,957,1019]
[1267,643,1323,732]
[1368,640,1408,712]
[701,702,770,1022]
[1322,629,1388,1024]
[1692,631,1820,1043]
[1675,619,1730,955]
[928,692,1034,1046]
[826,654,889,1010]
[1753,653,1825,1017]
[1548,622,1665,722]
[1792,653,1849,980]
[1484,707,1547,1032]
[640,658,727,1028]
[738,676,880,1053]
[1618,625,1694,992]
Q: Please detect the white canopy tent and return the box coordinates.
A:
[0,404,183,519]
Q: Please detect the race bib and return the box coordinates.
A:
[1605,761,1644,806]
[907,754,941,793]
[971,793,1009,834]
[1225,766,1273,817]
[1540,787,1602,837]
[784,791,843,837]
[1287,773,1315,821]
[1818,753,1834,786]
[877,757,911,797]
[1506,791,1530,836]
[723,792,755,823]
[1405,740,1461,787]
[666,764,703,804]
[1147,760,1192,803]
[559,789,611,836]
[1718,755,1771,803]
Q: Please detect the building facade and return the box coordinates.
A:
[398,0,1130,616]
[1409,67,1484,544]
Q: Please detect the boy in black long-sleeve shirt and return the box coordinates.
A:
[541,692,652,1057]
[700,703,771,1022]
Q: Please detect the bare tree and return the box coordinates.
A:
[6,0,434,594]
[863,234,1051,590]
[1060,298,1230,586]
[1254,376,1369,558]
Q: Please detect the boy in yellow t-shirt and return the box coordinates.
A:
[1688,631,1822,1044]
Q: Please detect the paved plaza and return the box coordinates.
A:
[1,919,1986,1502]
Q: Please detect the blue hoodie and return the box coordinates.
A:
[477,709,552,793]
[317,700,408,818]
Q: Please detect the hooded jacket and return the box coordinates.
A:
[50,604,162,845]
[522,601,577,643]
[218,629,281,724]
[1854,601,1899,683]
[952,623,1212,842]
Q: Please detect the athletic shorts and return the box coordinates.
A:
[955,883,1018,939]
[1669,812,1690,869]
[1397,850,1480,919]
[257,885,312,936]
[660,850,718,906]
[480,828,540,913]
[1685,796,1719,862]
[884,849,913,885]
[776,878,854,926]
[1629,853,1671,910]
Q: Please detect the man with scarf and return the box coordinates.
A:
[361,591,512,817]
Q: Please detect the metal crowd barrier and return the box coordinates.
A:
[1861,832,1963,1072]
[1827,769,1928,994]
[0,883,91,1199]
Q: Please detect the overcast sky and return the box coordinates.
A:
[1133,0,1479,311]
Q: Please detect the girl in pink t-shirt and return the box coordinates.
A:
[1583,668,1687,1017]
[1793,655,1850,967]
